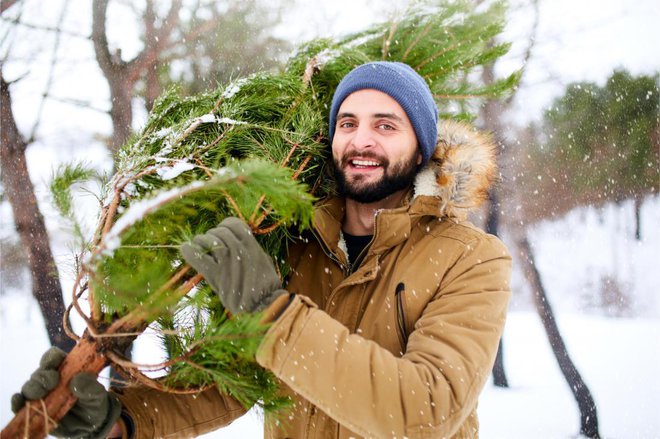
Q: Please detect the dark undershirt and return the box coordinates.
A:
[342,231,373,267]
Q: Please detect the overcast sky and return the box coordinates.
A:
[284,0,660,123]
[1,0,659,141]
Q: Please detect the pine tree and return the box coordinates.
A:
[4,2,519,436]
[520,69,659,227]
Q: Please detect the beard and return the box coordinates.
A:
[333,150,420,204]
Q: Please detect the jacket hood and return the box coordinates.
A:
[412,120,497,220]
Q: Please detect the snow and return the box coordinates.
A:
[216,117,247,125]
[479,312,660,438]
[221,78,250,100]
[2,198,659,437]
[155,160,196,181]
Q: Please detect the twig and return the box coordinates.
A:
[381,17,399,60]
[250,140,304,227]
[402,20,433,61]
[105,267,196,334]
[107,356,213,395]
[253,220,284,235]
[220,189,246,222]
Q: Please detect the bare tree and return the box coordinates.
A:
[91,0,181,148]
[0,0,20,15]
[478,0,600,435]
[479,0,540,388]
[0,71,75,352]
[91,0,182,153]
[514,234,600,438]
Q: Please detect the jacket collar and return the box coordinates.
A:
[412,119,496,221]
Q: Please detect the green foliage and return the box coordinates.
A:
[63,1,517,418]
[49,163,104,243]
[50,163,97,219]
[158,288,288,411]
[286,0,519,122]
[93,159,314,316]
[529,70,660,222]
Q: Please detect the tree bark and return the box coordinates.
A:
[0,72,75,352]
[634,195,642,241]
[485,190,509,387]
[2,271,203,437]
[0,0,19,15]
[91,0,181,154]
[480,58,510,387]
[515,234,600,438]
[1,335,109,439]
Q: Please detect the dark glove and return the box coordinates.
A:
[181,217,287,314]
[11,347,122,439]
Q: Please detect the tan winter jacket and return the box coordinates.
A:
[116,121,512,438]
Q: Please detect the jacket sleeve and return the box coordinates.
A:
[256,234,511,438]
[114,384,247,438]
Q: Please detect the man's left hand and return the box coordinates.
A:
[180,217,286,314]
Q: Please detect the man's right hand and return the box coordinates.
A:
[11,347,123,439]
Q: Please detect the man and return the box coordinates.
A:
[13,62,511,438]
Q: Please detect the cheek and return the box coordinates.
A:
[331,137,344,160]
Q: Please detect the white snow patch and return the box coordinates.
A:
[156,160,195,180]
[221,78,249,100]
[315,48,340,67]
[216,117,247,125]
[197,113,216,123]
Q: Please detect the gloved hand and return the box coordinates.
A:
[181,217,287,314]
[11,347,122,439]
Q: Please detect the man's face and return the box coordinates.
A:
[332,89,422,204]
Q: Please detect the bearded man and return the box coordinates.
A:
[13,62,511,439]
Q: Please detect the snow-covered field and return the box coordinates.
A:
[1,197,659,438]
[2,300,658,438]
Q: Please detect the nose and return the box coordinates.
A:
[351,123,375,150]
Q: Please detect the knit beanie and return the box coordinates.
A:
[329,61,439,165]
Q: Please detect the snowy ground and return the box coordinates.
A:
[1,198,659,437]
[2,300,658,438]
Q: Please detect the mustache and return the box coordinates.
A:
[339,151,389,168]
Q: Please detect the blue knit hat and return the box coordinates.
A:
[329,61,439,165]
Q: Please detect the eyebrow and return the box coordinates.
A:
[336,112,404,122]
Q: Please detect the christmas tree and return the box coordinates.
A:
[4,1,519,436]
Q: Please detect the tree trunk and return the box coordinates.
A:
[2,335,110,438]
[92,0,181,155]
[486,191,509,387]
[0,72,75,352]
[108,73,134,152]
[515,234,600,438]
[634,195,642,241]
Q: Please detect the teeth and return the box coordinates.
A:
[351,159,380,167]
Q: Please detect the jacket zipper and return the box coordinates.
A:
[311,229,349,275]
[395,282,409,348]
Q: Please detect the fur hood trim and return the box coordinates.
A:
[413,120,497,220]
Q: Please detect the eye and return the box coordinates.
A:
[377,123,395,131]
[338,121,356,129]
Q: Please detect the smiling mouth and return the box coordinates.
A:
[349,159,382,169]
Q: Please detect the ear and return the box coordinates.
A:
[416,151,423,165]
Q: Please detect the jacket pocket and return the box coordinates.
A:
[395,282,409,350]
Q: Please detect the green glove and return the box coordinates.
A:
[181,217,287,314]
[11,347,122,439]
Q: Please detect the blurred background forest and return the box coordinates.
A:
[1,0,658,437]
